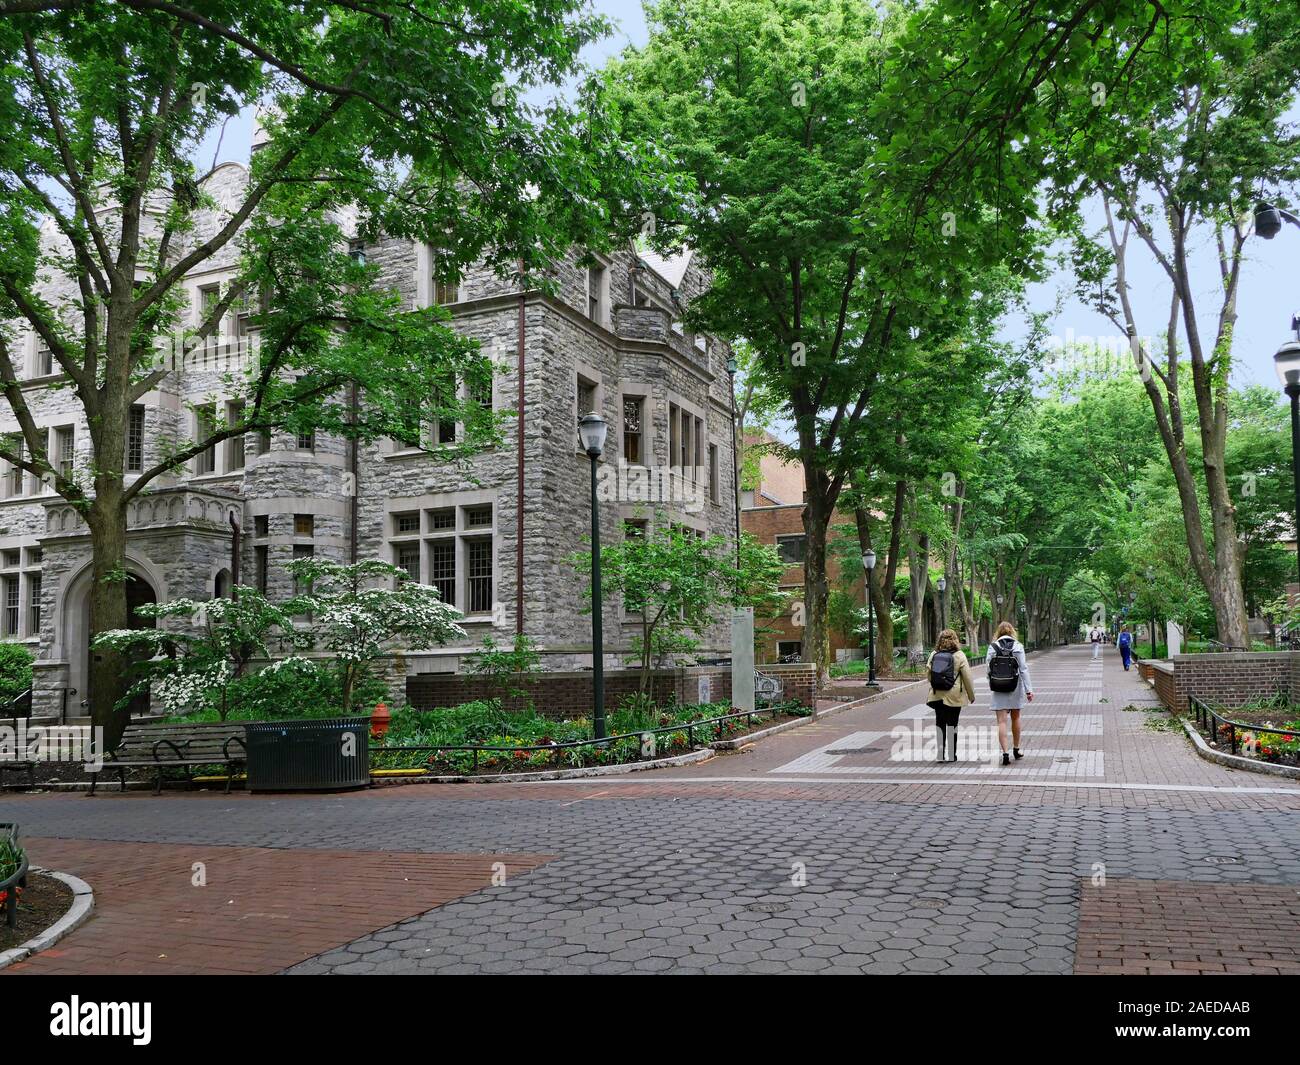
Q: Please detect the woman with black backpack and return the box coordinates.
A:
[987,621,1034,766]
[925,628,976,763]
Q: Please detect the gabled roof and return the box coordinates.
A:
[639,248,693,288]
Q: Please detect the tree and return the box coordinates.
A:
[92,587,306,719]
[0,1,652,746]
[1056,0,1300,646]
[599,0,1055,682]
[284,558,464,713]
[571,519,786,695]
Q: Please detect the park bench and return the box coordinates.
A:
[0,689,35,789]
[88,720,248,795]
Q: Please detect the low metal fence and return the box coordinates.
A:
[371,704,799,773]
[1188,695,1300,767]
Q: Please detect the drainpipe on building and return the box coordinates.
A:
[229,513,240,601]
[516,258,526,636]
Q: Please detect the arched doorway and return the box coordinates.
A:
[86,574,157,718]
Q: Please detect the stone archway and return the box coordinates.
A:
[86,574,157,717]
[59,557,166,719]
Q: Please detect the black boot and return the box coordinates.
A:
[1001,751,1011,766]
[1013,747,1023,760]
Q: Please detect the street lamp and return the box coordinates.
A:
[1274,332,1300,598]
[862,550,879,689]
[936,575,947,633]
[578,411,608,740]
[1255,201,1300,240]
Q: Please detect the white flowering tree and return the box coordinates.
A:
[285,558,465,712]
[91,590,307,719]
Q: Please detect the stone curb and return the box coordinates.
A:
[369,745,715,786]
[1179,718,1300,781]
[0,868,94,970]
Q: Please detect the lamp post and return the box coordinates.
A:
[578,412,608,740]
[862,550,879,689]
[936,575,947,633]
[726,354,741,575]
[1274,333,1300,598]
[996,593,1004,623]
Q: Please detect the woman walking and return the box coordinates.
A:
[925,628,977,763]
[986,621,1034,766]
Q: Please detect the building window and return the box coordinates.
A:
[195,405,217,475]
[254,515,269,538]
[53,426,75,481]
[226,401,246,471]
[255,545,268,594]
[348,240,366,266]
[35,342,53,377]
[2,550,19,569]
[27,574,40,634]
[428,540,455,607]
[428,246,458,306]
[6,436,24,497]
[776,534,806,564]
[429,508,455,531]
[394,512,420,535]
[294,514,314,537]
[465,505,492,529]
[586,264,606,324]
[296,429,315,451]
[466,539,493,613]
[623,397,643,464]
[197,284,222,355]
[669,404,679,470]
[126,405,145,472]
[709,444,719,503]
[3,576,18,637]
[777,640,803,661]
[292,544,314,597]
[396,542,420,583]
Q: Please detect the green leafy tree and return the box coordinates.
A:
[572,521,786,695]
[0,1,654,745]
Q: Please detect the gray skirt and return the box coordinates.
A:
[988,680,1028,711]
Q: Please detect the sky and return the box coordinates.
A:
[202,0,1299,393]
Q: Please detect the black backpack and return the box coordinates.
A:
[929,650,957,692]
[988,638,1020,693]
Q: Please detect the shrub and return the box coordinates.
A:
[0,643,34,704]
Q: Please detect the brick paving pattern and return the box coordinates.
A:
[4,839,551,974]
[1,645,1298,973]
[1075,878,1300,975]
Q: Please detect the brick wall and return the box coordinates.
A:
[407,662,817,718]
[1151,652,1294,713]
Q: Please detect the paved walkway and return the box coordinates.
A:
[2,644,1298,974]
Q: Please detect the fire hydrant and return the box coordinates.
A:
[370,701,391,739]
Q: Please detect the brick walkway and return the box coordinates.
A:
[1075,878,1300,975]
[1,644,1297,974]
[4,839,550,974]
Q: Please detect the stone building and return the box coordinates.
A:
[1,160,738,717]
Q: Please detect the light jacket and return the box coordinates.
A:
[926,648,976,707]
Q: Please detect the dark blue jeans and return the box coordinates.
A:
[1120,644,1132,669]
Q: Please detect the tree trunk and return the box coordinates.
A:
[802,485,833,686]
[905,530,929,666]
[86,490,131,751]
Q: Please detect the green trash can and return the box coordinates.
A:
[244,718,370,792]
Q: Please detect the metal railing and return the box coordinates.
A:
[1188,695,1300,766]
[0,822,27,930]
[370,704,801,773]
[1205,639,1249,653]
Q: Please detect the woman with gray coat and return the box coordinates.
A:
[986,621,1034,766]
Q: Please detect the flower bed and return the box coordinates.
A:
[1193,696,1300,766]
[370,698,810,776]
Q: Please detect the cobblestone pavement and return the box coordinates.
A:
[2,645,1298,974]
